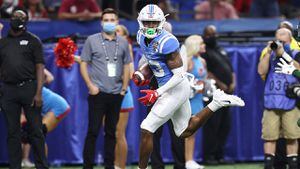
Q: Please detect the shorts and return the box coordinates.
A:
[42,87,70,119]
[262,108,300,140]
[120,86,134,113]
[140,79,191,137]
[190,93,204,115]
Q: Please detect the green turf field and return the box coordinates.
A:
[0,163,264,169]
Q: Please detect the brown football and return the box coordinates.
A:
[132,63,153,86]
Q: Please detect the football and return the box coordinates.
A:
[132,63,153,86]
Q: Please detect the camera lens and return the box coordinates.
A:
[294,87,300,97]
[270,41,278,50]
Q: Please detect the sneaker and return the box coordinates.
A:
[21,159,35,168]
[213,89,245,107]
[185,160,205,169]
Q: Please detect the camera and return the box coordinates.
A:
[293,86,300,97]
[270,40,282,50]
[286,83,300,98]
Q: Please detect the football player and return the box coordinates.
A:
[134,4,245,169]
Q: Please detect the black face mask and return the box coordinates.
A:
[10,18,26,32]
[204,37,217,48]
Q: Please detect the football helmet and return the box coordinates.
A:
[137,4,166,39]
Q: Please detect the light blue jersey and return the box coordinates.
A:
[42,87,70,119]
[189,57,206,115]
[137,29,180,86]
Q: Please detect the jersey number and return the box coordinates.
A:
[149,60,165,77]
[269,80,289,92]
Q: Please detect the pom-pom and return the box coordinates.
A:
[54,38,77,68]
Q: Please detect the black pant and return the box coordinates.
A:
[151,121,185,169]
[203,107,231,161]
[83,92,123,169]
[1,81,48,169]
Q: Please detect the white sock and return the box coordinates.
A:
[287,154,298,157]
[207,100,222,112]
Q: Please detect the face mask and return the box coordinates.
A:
[10,18,26,32]
[102,22,116,34]
[204,37,217,48]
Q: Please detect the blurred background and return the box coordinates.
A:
[0,0,300,168]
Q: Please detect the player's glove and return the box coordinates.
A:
[275,58,296,75]
[138,90,159,106]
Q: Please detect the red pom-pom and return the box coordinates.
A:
[54,37,77,68]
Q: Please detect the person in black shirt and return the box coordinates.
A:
[0,10,48,169]
[201,25,236,165]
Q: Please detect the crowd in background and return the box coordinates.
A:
[0,0,300,21]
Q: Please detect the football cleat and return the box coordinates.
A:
[212,89,245,107]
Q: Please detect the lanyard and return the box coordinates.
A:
[101,33,119,62]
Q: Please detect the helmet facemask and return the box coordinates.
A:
[139,20,165,39]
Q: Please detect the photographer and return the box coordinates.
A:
[260,21,300,62]
[258,28,300,169]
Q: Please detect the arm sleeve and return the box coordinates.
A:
[156,66,185,96]
[80,37,92,62]
[32,37,45,64]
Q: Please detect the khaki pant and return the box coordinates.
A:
[262,108,300,140]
